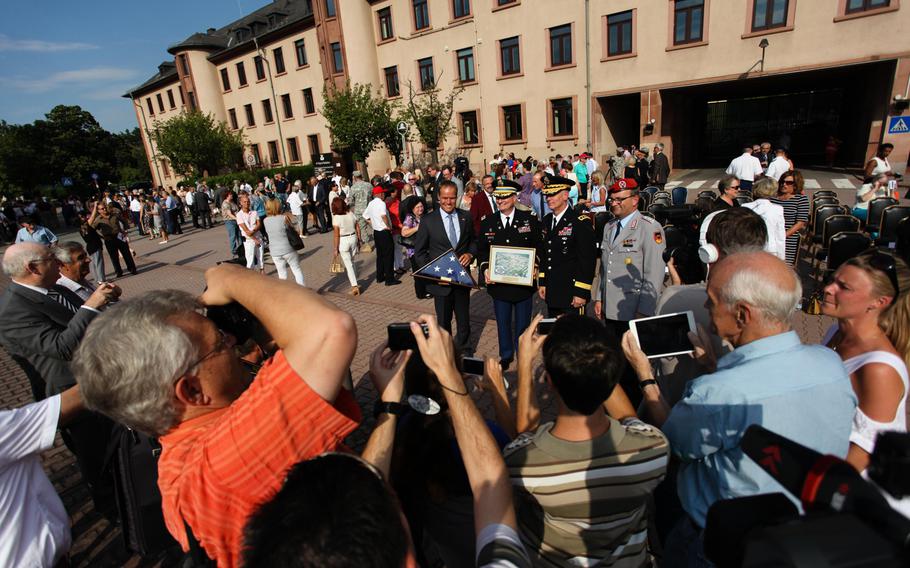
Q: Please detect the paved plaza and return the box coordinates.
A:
[0,168,845,565]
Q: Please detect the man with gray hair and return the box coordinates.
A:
[650,142,670,191]
[54,241,122,302]
[623,251,856,563]
[73,264,361,566]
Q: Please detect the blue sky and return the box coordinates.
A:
[0,0,266,132]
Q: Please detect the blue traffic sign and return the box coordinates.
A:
[61,177,73,187]
[91,172,99,180]
[888,116,909,134]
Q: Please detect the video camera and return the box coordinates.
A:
[704,425,910,567]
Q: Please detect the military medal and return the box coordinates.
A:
[654,232,663,244]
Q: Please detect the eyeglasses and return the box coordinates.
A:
[728,185,741,191]
[187,329,234,371]
[866,250,901,297]
[782,180,795,185]
[607,195,635,203]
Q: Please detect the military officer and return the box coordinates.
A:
[538,175,597,317]
[349,171,374,251]
[593,177,666,338]
[477,180,542,368]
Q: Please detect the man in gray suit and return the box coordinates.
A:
[0,242,118,510]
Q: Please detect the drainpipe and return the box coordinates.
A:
[585,0,592,150]
[132,93,163,185]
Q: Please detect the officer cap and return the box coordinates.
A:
[541,174,574,196]
[493,179,521,198]
[608,178,639,193]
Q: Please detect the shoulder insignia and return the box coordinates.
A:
[577,213,591,221]
[653,231,663,245]
[503,432,535,456]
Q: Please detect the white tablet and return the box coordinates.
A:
[629,311,696,359]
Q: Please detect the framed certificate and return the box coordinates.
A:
[489,246,536,287]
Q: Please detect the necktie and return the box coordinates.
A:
[613,221,622,243]
[446,213,458,249]
[552,216,558,231]
[504,216,511,230]
[47,289,77,313]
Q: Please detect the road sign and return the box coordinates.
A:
[888,116,909,134]
[61,177,72,187]
[246,154,256,165]
[315,152,333,175]
[91,172,99,180]
[397,121,409,135]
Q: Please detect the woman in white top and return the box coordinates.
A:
[821,249,910,473]
[853,173,891,222]
[262,198,305,286]
[587,172,608,213]
[864,143,893,180]
[236,193,264,272]
[332,196,362,295]
[741,177,787,261]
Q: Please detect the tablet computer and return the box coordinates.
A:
[629,311,696,359]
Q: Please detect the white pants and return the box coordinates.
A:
[338,234,359,287]
[273,250,305,286]
[243,239,263,269]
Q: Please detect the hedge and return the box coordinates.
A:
[179,164,316,188]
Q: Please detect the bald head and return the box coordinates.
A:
[2,243,50,279]
[710,251,801,328]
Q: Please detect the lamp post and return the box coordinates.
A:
[759,38,769,72]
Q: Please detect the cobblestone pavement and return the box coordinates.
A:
[0,172,842,565]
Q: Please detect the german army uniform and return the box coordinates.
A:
[538,177,597,317]
[349,179,374,251]
[477,180,542,366]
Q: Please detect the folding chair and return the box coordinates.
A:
[865,197,898,234]
[813,215,861,277]
[876,205,910,248]
[816,232,871,284]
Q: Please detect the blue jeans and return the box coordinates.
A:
[225,220,242,254]
[662,516,715,568]
[492,295,533,361]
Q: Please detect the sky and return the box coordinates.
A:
[0,0,269,133]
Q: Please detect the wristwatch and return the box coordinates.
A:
[638,379,659,392]
[373,401,406,419]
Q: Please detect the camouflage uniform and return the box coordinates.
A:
[349,180,374,251]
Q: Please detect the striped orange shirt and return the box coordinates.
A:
[157,350,361,567]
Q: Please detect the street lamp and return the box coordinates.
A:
[759,38,769,72]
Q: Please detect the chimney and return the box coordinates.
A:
[207,27,216,34]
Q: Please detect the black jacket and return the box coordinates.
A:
[539,208,596,308]
[414,208,477,297]
[477,209,542,302]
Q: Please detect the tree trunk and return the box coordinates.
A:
[429,147,439,165]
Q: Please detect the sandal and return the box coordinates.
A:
[349,286,361,296]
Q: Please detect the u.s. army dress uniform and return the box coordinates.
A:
[538,177,597,317]
[477,180,542,366]
[593,210,666,323]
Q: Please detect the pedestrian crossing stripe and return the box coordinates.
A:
[665,182,681,189]
[803,179,821,189]
[687,180,706,189]
[832,178,855,189]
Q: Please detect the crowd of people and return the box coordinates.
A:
[0,141,908,568]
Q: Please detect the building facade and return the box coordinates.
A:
[127,0,910,188]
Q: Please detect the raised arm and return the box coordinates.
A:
[515,313,546,434]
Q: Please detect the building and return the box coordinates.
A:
[126,0,910,188]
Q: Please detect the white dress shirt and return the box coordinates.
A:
[499,210,514,228]
[742,199,787,261]
[287,191,304,216]
[725,153,763,182]
[363,197,390,231]
[764,156,791,182]
[56,275,94,302]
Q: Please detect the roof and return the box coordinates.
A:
[123,61,179,99]
[124,0,313,98]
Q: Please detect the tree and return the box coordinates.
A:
[111,128,151,185]
[404,77,464,164]
[150,111,245,178]
[321,82,398,177]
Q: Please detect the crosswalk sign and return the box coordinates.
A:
[888,116,909,134]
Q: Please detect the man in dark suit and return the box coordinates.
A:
[650,142,671,191]
[0,242,118,512]
[306,176,330,233]
[194,185,212,229]
[469,174,497,235]
[477,180,541,368]
[414,181,477,353]
[424,164,443,211]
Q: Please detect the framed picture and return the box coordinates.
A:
[489,245,536,287]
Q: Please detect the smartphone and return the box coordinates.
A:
[629,311,696,359]
[387,323,429,351]
[462,356,484,375]
[537,318,557,335]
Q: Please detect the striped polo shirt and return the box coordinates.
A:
[504,417,668,567]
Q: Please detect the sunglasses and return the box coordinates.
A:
[866,250,901,297]
[607,195,635,203]
[782,180,795,185]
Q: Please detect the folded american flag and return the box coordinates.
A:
[414,249,476,288]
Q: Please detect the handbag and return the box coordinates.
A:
[397,233,415,248]
[330,254,345,273]
[285,215,304,251]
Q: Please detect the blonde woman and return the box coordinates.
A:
[262,198,305,286]
[332,197,362,295]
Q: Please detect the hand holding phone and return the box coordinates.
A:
[387,322,429,351]
[536,318,557,335]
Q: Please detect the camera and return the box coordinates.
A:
[387,323,429,351]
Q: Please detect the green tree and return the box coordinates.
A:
[111,128,151,185]
[321,82,398,177]
[404,77,464,164]
[150,111,244,178]
[42,105,115,187]
[0,120,48,195]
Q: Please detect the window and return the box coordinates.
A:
[303,88,316,114]
[308,134,320,159]
[295,39,308,66]
[674,0,704,44]
[503,104,522,141]
[549,24,572,67]
[146,97,154,115]
[273,47,286,74]
[188,91,197,110]
[161,159,170,177]
[496,0,517,5]
[250,143,262,165]
[220,68,231,91]
[167,89,176,108]
[846,0,890,12]
[245,104,256,127]
[331,42,344,73]
[287,137,301,162]
[281,93,293,119]
[551,98,573,137]
[460,111,479,145]
[607,11,633,56]
[262,99,274,123]
[378,7,394,40]
[268,140,280,164]
[236,62,248,86]
[325,0,336,17]
[177,54,189,76]
[752,0,788,31]
[418,57,435,90]
[413,0,430,30]
[500,36,521,76]
[385,66,400,97]
[456,47,475,83]
[229,108,239,130]
[453,0,471,19]
[156,93,165,112]
[254,55,266,80]
[179,87,185,105]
